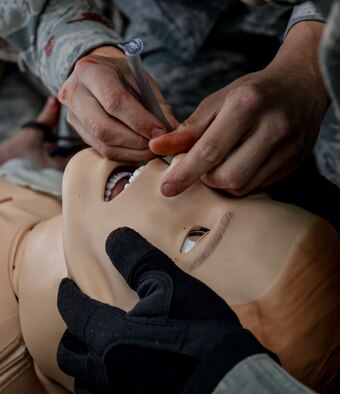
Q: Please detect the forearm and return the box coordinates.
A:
[268,20,329,113]
[0,0,121,95]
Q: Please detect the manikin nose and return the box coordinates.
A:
[162,153,187,171]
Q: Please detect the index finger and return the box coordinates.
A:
[80,64,169,139]
[160,106,255,196]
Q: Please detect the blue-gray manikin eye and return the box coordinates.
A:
[181,228,209,254]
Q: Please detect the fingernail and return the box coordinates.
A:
[161,182,177,197]
[151,128,166,138]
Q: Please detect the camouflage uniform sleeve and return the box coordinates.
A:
[0,0,122,95]
[285,1,333,37]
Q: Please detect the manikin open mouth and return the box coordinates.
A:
[104,165,145,201]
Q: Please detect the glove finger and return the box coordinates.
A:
[106,228,239,322]
[105,227,174,290]
[57,329,89,380]
[57,278,125,346]
[57,278,103,341]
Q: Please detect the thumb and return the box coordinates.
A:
[149,129,196,156]
[36,96,61,128]
[149,98,216,156]
[105,227,171,290]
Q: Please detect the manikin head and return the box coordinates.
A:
[20,148,338,393]
[63,148,312,307]
[60,148,339,392]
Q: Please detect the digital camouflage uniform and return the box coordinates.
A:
[0,1,338,186]
[316,0,340,188]
[268,0,340,193]
[0,0,325,120]
[0,0,337,188]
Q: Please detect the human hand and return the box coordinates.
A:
[58,46,178,162]
[0,97,73,170]
[57,227,270,394]
[150,22,328,197]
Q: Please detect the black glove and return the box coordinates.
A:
[57,227,277,394]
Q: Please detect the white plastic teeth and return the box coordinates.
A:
[105,171,131,201]
[124,166,146,189]
[104,165,146,201]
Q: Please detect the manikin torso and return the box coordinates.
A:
[1,149,339,393]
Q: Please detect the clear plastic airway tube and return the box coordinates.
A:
[118,38,171,132]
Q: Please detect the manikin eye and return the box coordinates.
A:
[181,227,209,254]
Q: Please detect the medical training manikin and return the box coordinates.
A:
[0,149,339,393]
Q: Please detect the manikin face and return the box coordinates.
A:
[62,148,310,309]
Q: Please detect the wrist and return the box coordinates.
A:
[267,21,329,113]
[273,23,327,93]
[183,329,278,394]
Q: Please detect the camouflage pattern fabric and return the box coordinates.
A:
[269,0,340,187]
[0,62,45,140]
[316,0,340,186]
[1,0,338,187]
[0,0,121,95]
[0,0,321,95]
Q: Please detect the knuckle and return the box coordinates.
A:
[229,85,261,112]
[274,114,296,137]
[103,90,128,115]
[88,120,110,142]
[197,140,224,164]
[263,118,297,147]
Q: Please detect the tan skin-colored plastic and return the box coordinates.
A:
[1,148,339,393]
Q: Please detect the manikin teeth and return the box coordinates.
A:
[127,166,145,184]
[104,165,146,201]
[104,171,131,201]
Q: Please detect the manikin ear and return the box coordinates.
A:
[272,215,339,393]
[285,215,340,392]
[288,215,340,275]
